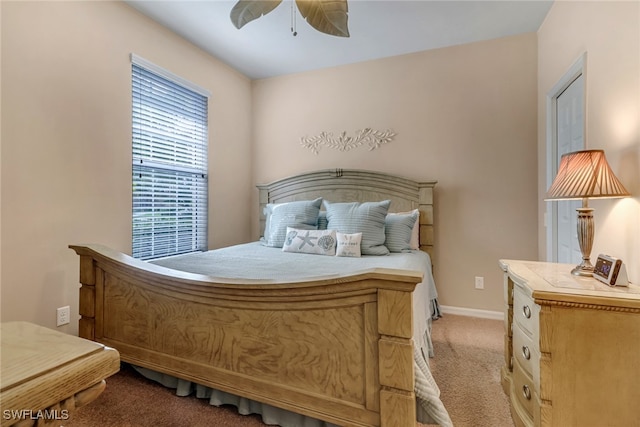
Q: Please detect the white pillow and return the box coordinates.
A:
[282,227,337,256]
[336,232,362,257]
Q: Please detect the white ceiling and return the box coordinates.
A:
[126,0,554,80]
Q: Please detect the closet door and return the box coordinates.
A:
[553,73,584,264]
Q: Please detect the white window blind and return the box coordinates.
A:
[132,57,208,260]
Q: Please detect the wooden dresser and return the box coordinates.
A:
[499,260,640,427]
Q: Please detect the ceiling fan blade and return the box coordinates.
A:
[230,0,283,29]
[295,0,349,37]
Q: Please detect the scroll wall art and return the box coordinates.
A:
[300,128,396,154]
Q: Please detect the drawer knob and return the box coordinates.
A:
[522,384,532,400]
[523,305,531,319]
[522,345,531,360]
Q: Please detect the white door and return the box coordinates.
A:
[546,54,587,263]
[551,73,585,264]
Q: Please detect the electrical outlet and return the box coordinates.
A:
[56,306,70,326]
[475,276,484,290]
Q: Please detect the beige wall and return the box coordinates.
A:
[7,2,633,329]
[0,1,253,334]
[537,2,640,283]
[252,33,539,313]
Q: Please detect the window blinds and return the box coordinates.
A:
[132,58,208,260]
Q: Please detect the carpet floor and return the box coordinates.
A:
[428,315,514,427]
[67,314,514,427]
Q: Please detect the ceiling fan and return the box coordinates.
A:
[230,0,350,38]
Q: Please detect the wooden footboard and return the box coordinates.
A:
[70,244,422,427]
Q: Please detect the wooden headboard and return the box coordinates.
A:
[257,169,437,258]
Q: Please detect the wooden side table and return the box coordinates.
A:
[0,322,120,426]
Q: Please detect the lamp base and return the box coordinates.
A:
[571,263,594,277]
[573,205,595,277]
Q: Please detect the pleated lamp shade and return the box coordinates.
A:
[546,149,630,200]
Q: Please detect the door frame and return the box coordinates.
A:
[545,52,587,261]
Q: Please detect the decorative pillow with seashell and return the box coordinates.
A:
[282,227,337,256]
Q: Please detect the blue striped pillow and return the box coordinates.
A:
[263,198,322,248]
[385,210,418,252]
[317,211,328,230]
[324,200,390,255]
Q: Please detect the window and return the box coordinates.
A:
[131,55,209,260]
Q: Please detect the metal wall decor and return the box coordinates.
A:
[300,128,396,154]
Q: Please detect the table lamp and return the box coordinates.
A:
[545,149,630,276]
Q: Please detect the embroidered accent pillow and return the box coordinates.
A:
[282,227,337,256]
[336,232,362,257]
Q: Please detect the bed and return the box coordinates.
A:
[70,169,452,427]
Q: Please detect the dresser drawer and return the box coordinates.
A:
[513,285,538,336]
[513,323,537,377]
[513,357,536,419]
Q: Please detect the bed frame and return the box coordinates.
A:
[70,169,437,427]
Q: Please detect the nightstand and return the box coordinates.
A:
[499,260,640,427]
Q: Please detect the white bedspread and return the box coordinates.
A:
[152,241,434,282]
[145,242,452,426]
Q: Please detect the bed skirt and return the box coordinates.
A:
[133,364,339,426]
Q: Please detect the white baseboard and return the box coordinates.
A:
[440,305,504,321]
